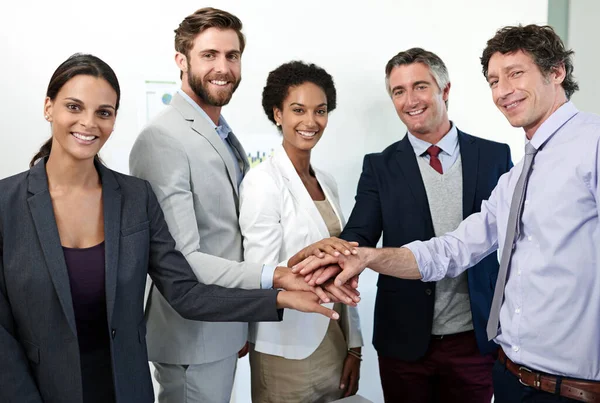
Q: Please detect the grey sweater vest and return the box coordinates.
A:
[417,156,473,335]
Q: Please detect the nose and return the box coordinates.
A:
[496,77,514,99]
[305,112,318,129]
[406,90,419,107]
[80,110,98,129]
[213,55,228,73]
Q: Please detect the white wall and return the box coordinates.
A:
[568,0,600,115]
[0,1,547,402]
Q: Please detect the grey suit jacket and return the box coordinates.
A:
[130,93,264,364]
[0,159,282,403]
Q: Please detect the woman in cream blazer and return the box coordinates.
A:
[239,61,363,403]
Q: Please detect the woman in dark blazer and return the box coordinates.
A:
[0,53,338,403]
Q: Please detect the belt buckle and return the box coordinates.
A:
[518,366,541,388]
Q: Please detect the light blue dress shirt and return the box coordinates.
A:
[407,122,459,172]
[178,90,275,289]
[406,102,600,380]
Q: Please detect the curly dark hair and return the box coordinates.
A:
[262,61,336,127]
[481,24,579,99]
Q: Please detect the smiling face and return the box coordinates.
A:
[388,62,450,139]
[178,27,242,107]
[43,74,117,162]
[274,82,328,154]
[487,50,566,138]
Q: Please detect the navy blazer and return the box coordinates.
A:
[341,130,512,360]
[0,160,282,403]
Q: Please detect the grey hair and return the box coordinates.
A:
[384,47,450,108]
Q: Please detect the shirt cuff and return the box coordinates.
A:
[260,264,276,289]
[403,241,445,282]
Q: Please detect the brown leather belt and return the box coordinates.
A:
[498,349,600,402]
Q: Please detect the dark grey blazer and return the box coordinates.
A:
[0,159,282,403]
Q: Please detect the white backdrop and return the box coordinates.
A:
[0,1,548,402]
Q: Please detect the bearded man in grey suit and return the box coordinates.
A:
[129,7,358,403]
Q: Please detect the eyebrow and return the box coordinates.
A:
[503,63,525,72]
[488,63,526,79]
[413,80,431,87]
[390,80,432,92]
[289,102,328,107]
[64,97,116,110]
[199,49,241,55]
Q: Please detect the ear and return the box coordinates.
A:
[43,97,53,122]
[442,82,451,102]
[175,52,188,74]
[273,107,283,126]
[551,63,566,85]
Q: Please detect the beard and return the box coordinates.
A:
[187,68,241,107]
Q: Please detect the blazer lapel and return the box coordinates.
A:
[98,164,121,326]
[27,160,77,336]
[395,135,433,225]
[171,93,240,195]
[273,146,330,238]
[458,130,479,219]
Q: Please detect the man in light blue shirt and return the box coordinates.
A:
[294,25,600,402]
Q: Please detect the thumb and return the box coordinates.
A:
[339,359,351,390]
[287,250,305,268]
[335,268,355,287]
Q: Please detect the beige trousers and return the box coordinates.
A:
[249,310,347,403]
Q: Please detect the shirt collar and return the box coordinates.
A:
[528,101,579,150]
[177,89,232,140]
[407,121,458,157]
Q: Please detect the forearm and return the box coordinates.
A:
[185,252,263,289]
[361,247,422,280]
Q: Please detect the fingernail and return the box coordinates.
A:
[346,297,352,303]
[344,250,350,255]
[332,312,339,320]
[340,384,345,389]
[335,280,342,287]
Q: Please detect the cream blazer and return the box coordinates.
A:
[239,145,363,359]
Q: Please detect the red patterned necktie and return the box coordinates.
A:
[426,145,443,174]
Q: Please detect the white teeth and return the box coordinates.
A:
[297,130,317,137]
[210,80,228,86]
[72,132,95,141]
[408,109,424,116]
[506,101,520,109]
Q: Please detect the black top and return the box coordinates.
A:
[63,242,115,402]
[63,242,110,353]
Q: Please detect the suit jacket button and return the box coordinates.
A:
[425,289,432,296]
[112,329,116,339]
